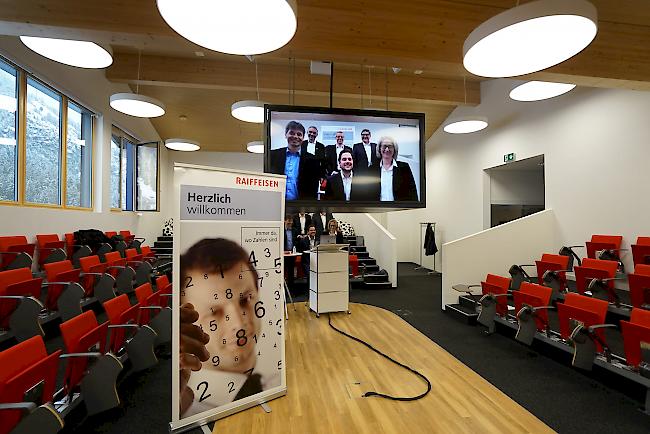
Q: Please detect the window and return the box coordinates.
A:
[0,59,18,202]
[136,142,159,211]
[110,133,121,209]
[66,102,93,208]
[121,137,135,211]
[25,77,62,205]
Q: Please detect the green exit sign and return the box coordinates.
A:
[504,153,516,163]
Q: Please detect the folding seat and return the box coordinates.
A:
[556,293,613,370]
[59,311,122,416]
[476,274,512,333]
[78,256,116,303]
[35,234,67,269]
[0,336,63,434]
[135,283,171,345]
[585,234,624,272]
[619,309,650,370]
[103,251,136,294]
[513,282,554,345]
[574,258,621,306]
[155,275,171,308]
[42,260,85,321]
[628,264,650,310]
[534,253,570,301]
[631,236,650,267]
[0,236,35,271]
[125,248,153,286]
[0,268,44,342]
[103,294,158,371]
[64,233,92,268]
[120,230,145,252]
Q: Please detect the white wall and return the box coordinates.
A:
[389,79,650,274]
[489,169,545,206]
[442,209,559,308]
[0,36,164,244]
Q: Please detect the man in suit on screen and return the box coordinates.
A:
[323,149,378,201]
[324,131,351,176]
[352,128,379,175]
[301,126,328,182]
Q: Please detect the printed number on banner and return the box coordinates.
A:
[274,290,280,300]
[274,258,281,273]
[212,355,220,367]
[236,329,247,346]
[197,381,211,402]
[264,247,271,258]
[249,250,258,267]
[255,301,265,318]
[278,360,282,370]
[228,381,235,394]
[184,276,193,289]
[209,320,217,331]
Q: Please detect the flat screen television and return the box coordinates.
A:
[264,105,425,212]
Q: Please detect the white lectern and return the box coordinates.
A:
[309,244,349,316]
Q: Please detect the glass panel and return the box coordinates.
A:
[66,102,92,207]
[136,142,158,211]
[26,77,61,205]
[0,60,18,201]
[110,133,121,209]
[121,139,135,211]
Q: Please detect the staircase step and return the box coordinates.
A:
[154,241,173,248]
[362,264,380,273]
[445,304,478,325]
[363,273,389,283]
[459,294,480,310]
[158,236,173,242]
[152,247,172,255]
[358,258,376,266]
[349,246,367,253]
[354,252,370,259]
[363,281,393,290]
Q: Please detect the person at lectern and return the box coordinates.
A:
[375,136,418,202]
[326,219,344,244]
[269,121,319,200]
[178,238,279,417]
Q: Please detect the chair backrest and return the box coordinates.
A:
[155,275,170,290]
[485,274,511,291]
[481,281,509,316]
[636,237,650,246]
[43,260,80,310]
[135,283,154,305]
[79,255,102,272]
[120,230,135,242]
[105,231,117,239]
[620,310,650,367]
[104,251,123,264]
[59,310,109,394]
[125,248,142,261]
[586,235,622,259]
[0,236,32,269]
[0,335,61,433]
[0,268,34,292]
[103,294,139,352]
[557,293,609,351]
[514,282,553,331]
[536,253,569,286]
[574,258,618,294]
[0,268,41,328]
[44,260,74,282]
[628,269,650,309]
[634,264,650,276]
[631,242,650,267]
[36,234,60,249]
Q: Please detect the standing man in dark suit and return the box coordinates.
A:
[352,129,379,175]
[323,149,378,201]
[269,121,319,200]
[292,212,312,236]
[313,210,334,238]
[301,126,328,183]
[324,131,351,176]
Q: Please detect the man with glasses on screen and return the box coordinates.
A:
[352,128,379,175]
[269,121,319,200]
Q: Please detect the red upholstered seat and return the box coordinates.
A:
[629,264,650,309]
[103,294,140,353]
[631,236,650,267]
[481,274,511,317]
[155,275,171,308]
[620,308,650,368]
[513,282,553,332]
[135,283,162,325]
[0,268,41,329]
[35,234,65,267]
[557,293,609,352]
[105,231,117,239]
[0,335,61,433]
[585,234,622,259]
[78,255,108,297]
[119,230,136,243]
[574,258,618,301]
[44,260,80,311]
[535,253,569,288]
[0,235,35,270]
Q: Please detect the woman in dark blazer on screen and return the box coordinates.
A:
[376,136,418,202]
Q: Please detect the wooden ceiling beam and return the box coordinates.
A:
[105,53,481,106]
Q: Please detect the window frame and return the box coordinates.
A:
[0,57,20,205]
[135,141,160,212]
[0,55,95,211]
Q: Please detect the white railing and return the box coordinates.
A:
[442,209,559,308]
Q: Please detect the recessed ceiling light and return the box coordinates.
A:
[443,118,489,134]
[110,93,166,118]
[194,51,205,57]
[247,141,264,154]
[463,0,598,78]
[157,0,297,55]
[414,70,424,75]
[510,81,576,101]
[20,36,113,69]
[231,100,266,123]
[165,138,201,152]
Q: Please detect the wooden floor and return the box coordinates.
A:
[214,303,554,434]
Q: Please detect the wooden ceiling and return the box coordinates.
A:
[0,0,649,151]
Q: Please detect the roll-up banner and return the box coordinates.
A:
[171,164,287,432]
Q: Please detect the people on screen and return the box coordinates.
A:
[179,238,279,417]
[313,210,334,238]
[352,128,379,175]
[269,121,319,200]
[325,131,351,175]
[292,212,312,236]
[376,136,418,202]
[324,149,377,201]
[301,126,328,182]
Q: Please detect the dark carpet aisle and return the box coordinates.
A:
[80,263,648,433]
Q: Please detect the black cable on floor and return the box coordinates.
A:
[327,313,432,401]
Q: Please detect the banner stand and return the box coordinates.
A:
[170,163,287,433]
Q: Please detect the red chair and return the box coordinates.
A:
[628,264,650,310]
[59,311,122,416]
[0,236,35,271]
[631,236,650,267]
[0,268,44,342]
[476,274,512,333]
[574,258,620,304]
[105,231,117,239]
[585,235,622,259]
[119,230,135,244]
[620,308,650,369]
[103,295,158,371]
[43,260,84,321]
[104,251,136,294]
[140,245,156,261]
[35,234,66,268]
[155,275,171,308]
[514,282,554,345]
[135,283,162,326]
[535,253,570,300]
[135,283,171,344]
[78,256,116,302]
[0,336,62,434]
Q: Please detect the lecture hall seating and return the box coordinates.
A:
[631,236,650,267]
[513,282,554,345]
[628,264,650,310]
[573,258,620,305]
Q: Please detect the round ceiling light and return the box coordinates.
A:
[165,138,201,152]
[443,115,488,134]
[247,141,264,154]
[510,81,576,101]
[231,100,266,123]
[20,36,113,69]
[463,0,597,78]
[156,0,297,55]
[110,93,166,118]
